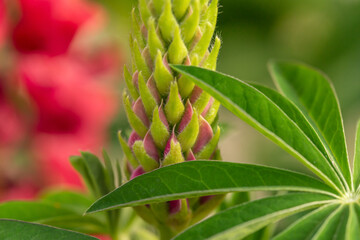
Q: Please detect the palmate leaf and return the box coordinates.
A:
[250,84,330,167]
[173,193,335,240]
[86,161,337,213]
[311,204,348,239]
[273,204,339,239]
[0,219,98,240]
[353,120,360,188]
[171,64,344,193]
[269,61,351,190]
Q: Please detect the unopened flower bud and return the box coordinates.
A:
[165,82,185,125]
[192,116,213,154]
[150,105,170,150]
[177,101,199,152]
[163,132,184,166]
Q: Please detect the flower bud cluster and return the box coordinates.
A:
[119,0,223,234]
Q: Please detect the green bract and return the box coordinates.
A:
[118,0,224,237]
[87,61,360,240]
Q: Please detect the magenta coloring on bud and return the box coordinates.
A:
[132,71,139,90]
[133,98,150,127]
[163,53,172,73]
[141,24,147,39]
[200,195,214,204]
[202,97,214,117]
[186,150,196,161]
[158,104,169,129]
[144,131,160,161]
[192,118,213,153]
[190,86,203,104]
[164,132,177,157]
[127,162,134,174]
[128,131,142,148]
[147,76,161,104]
[178,101,193,133]
[168,199,181,214]
[130,166,145,180]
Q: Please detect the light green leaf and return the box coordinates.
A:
[0,190,106,234]
[40,190,93,212]
[173,193,334,240]
[0,202,74,222]
[269,61,351,190]
[0,220,98,240]
[171,65,343,193]
[102,150,116,191]
[353,120,360,188]
[70,152,108,198]
[273,203,338,240]
[0,201,106,234]
[345,204,360,240]
[312,204,348,240]
[86,161,337,214]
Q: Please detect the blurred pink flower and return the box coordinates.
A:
[0,0,6,47]
[12,0,99,55]
[92,235,111,240]
[0,0,122,195]
[17,55,118,188]
[0,80,24,155]
[0,181,38,202]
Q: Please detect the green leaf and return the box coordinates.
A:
[102,150,116,191]
[170,65,343,193]
[0,200,106,234]
[40,190,93,211]
[71,152,108,198]
[345,204,360,240]
[353,120,360,188]
[86,161,336,214]
[273,204,339,240]
[269,61,351,190]
[250,84,329,168]
[0,220,98,240]
[173,193,334,240]
[0,202,74,222]
[311,204,348,239]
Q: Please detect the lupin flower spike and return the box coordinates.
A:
[120,0,223,238]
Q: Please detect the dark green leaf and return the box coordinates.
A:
[0,220,98,240]
[171,65,343,192]
[86,161,336,214]
[269,61,351,190]
[173,193,334,240]
[250,83,330,168]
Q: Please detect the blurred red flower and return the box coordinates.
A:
[17,55,118,188]
[0,0,122,199]
[12,0,99,56]
[0,79,24,156]
[0,0,6,47]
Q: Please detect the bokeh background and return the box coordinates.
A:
[0,0,359,201]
